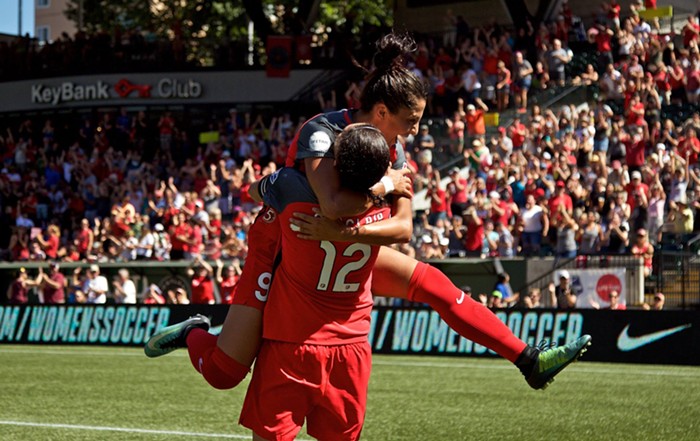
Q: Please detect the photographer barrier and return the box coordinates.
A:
[0,304,697,365]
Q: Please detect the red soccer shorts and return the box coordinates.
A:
[239,340,372,441]
[231,206,280,310]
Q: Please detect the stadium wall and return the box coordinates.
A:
[0,304,697,365]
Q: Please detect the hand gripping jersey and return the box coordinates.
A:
[258,168,391,345]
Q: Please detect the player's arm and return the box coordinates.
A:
[248,180,263,203]
[305,157,411,219]
[305,157,378,219]
[291,193,413,245]
[348,196,413,244]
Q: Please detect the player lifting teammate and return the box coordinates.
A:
[145,32,591,397]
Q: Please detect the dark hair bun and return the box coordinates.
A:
[373,32,416,71]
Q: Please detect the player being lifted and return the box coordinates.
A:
[145,32,591,394]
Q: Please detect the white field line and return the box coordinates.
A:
[0,420,315,441]
[0,420,247,439]
[1,346,700,378]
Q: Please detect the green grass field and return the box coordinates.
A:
[0,345,698,440]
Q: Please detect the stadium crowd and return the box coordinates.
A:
[405,1,700,262]
[3,1,700,305]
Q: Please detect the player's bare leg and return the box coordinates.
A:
[216,305,262,367]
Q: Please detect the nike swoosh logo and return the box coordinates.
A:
[456,292,465,305]
[145,337,158,352]
[617,324,692,352]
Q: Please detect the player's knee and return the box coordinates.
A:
[200,346,251,390]
[202,366,248,390]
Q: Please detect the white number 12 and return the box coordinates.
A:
[316,241,371,292]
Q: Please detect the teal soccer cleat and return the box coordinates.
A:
[144,314,211,358]
[525,334,592,390]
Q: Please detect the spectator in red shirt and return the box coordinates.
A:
[427,174,448,225]
[216,258,241,304]
[489,190,514,226]
[679,127,700,165]
[631,228,654,277]
[548,180,573,215]
[607,290,626,310]
[509,116,528,150]
[495,61,511,111]
[189,255,216,304]
[187,218,204,259]
[447,167,469,217]
[445,108,466,155]
[7,267,40,304]
[463,206,484,257]
[482,47,500,89]
[626,170,650,210]
[686,59,700,104]
[40,262,66,304]
[626,94,646,128]
[669,59,686,104]
[605,0,621,30]
[464,97,488,140]
[682,16,700,48]
[625,126,647,173]
[75,218,94,259]
[168,212,192,260]
[35,224,61,259]
[594,25,615,72]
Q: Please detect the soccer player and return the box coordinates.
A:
[241,124,391,439]
[145,32,591,394]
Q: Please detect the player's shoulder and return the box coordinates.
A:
[266,167,309,190]
[261,168,317,210]
[299,110,349,142]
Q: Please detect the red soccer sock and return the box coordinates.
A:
[186,328,250,390]
[407,262,527,363]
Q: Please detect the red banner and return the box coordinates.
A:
[266,36,292,78]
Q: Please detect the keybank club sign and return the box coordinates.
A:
[31,77,203,105]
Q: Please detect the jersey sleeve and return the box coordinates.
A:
[295,121,337,161]
[259,168,318,212]
[392,140,407,170]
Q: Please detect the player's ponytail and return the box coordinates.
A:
[359,32,427,115]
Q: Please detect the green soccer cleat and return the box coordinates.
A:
[144,314,211,358]
[525,334,592,390]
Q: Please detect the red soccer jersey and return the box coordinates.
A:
[259,168,390,345]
